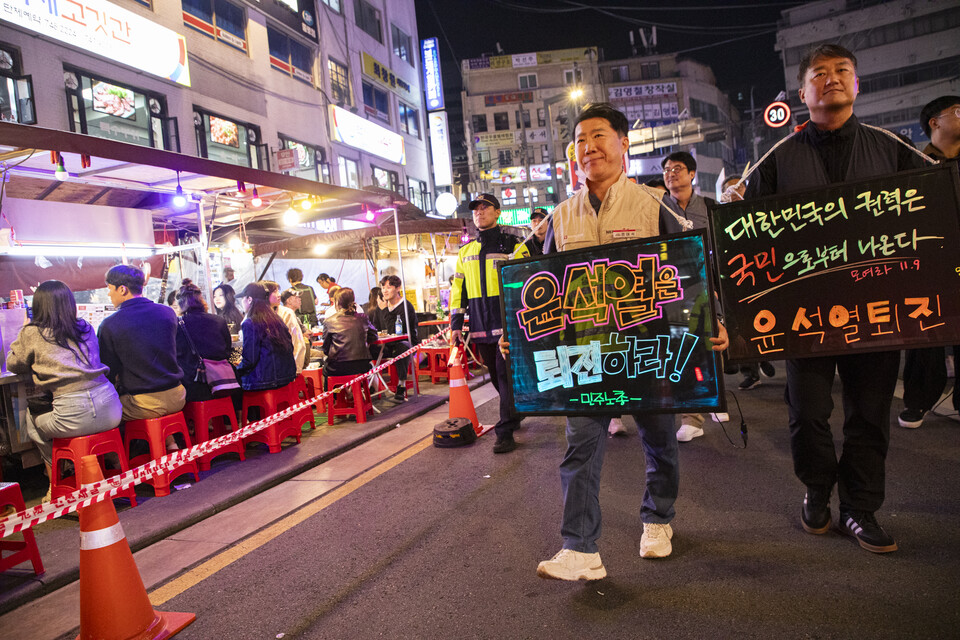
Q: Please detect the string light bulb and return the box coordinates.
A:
[299,198,313,211]
[54,155,68,181]
[283,207,299,227]
[250,187,262,208]
[172,172,187,208]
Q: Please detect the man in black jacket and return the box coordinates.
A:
[372,275,419,402]
[743,44,927,554]
[99,265,185,422]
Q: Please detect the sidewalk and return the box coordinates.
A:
[0,373,491,616]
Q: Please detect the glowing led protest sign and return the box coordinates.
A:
[1,0,191,86]
[329,105,405,164]
[499,232,724,416]
[710,164,960,363]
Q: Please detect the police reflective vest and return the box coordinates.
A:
[450,226,529,343]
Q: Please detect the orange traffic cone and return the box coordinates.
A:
[76,455,195,640]
[447,347,481,434]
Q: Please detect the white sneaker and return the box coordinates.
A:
[676,424,704,442]
[640,523,674,558]
[711,413,729,423]
[537,549,607,581]
[608,417,628,436]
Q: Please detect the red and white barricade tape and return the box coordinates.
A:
[0,336,446,538]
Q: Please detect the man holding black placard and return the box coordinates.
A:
[742,44,928,554]
[523,103,728,581]
[898,96,960,430]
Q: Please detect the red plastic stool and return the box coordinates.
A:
[183,398,246,471]
[300,369,322,398]
[384,358,420,395]
[325,375,374,424]
[51,428,137,506]
[124,412,199,497]
[0,483,44,576]
[288,375,317,431]
[416,347,451,384]
[241,387,301,453]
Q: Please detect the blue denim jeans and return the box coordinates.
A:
[27,381,123,464]
[560,412,678,553]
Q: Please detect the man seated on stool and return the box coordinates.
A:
[371,275,419,403]
[98,265,186,450]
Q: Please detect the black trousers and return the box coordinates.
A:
[370,341,411,382]
[785,351,900,513]
[474,342,521,440]
[903,346,958,411]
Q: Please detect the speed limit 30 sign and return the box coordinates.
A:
[763,101,791,128]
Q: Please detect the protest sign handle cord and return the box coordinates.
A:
[717,390,748,449]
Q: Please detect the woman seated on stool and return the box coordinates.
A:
[5,280,123,501]
[235,283,297,412]
[322,288,377,387]
[213,283,244,335]
[175,279,233,403]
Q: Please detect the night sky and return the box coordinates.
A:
[415,0,804,110]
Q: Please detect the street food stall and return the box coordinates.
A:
[0,121,422,470]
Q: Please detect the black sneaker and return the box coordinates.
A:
[839,510,898,553]
[897,408,926,429]
[388,388,406,404]
[801,488,831,534]
[759,361,776,378]
[738,374,761,390]
[493,434,517,454]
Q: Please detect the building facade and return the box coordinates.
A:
[460,47,739,212]
[0,0,433,221]
[460,47,601,211]
[600,53,739,195]
[776,0,960,145]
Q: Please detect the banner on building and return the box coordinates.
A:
[499,232,724,416]
[709,164,960,363]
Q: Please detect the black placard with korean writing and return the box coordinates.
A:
[499,232,724,416]
[709,163,960,363]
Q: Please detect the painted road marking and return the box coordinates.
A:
[148,436,434,605]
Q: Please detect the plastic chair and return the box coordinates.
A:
[124,412,199,497]
[0,482,45,576]
[288,375,317,431]
[325,375,374,424]
[416,347,451,385]
[383,358,420,395]
[241,387,301,453]
[51,428,137,505]
[182,397,245,471]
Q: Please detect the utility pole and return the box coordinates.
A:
[519,104,531,213]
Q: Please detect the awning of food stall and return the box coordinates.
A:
[0,121,427,248]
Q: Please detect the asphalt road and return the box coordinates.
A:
[51,371,960,639]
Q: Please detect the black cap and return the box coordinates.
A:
[469,193,500,210]
[239,282,269,300]
[530,207,547,221]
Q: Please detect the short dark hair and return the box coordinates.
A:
[662,151,696,173]
[105,265,145,295]
[317,273,330,283]
[797,44,857,84]
[575,102,629,138]
[920,95,960,138]
[722,174,742,189]
[380,274,401,288]
[280,288,300,305]
[286,268,303,282]
[645,178,666,190]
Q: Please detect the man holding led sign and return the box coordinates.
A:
[500,103,728,581]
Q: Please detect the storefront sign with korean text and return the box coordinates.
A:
[709,163,960,363]
[499,232,724,416]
